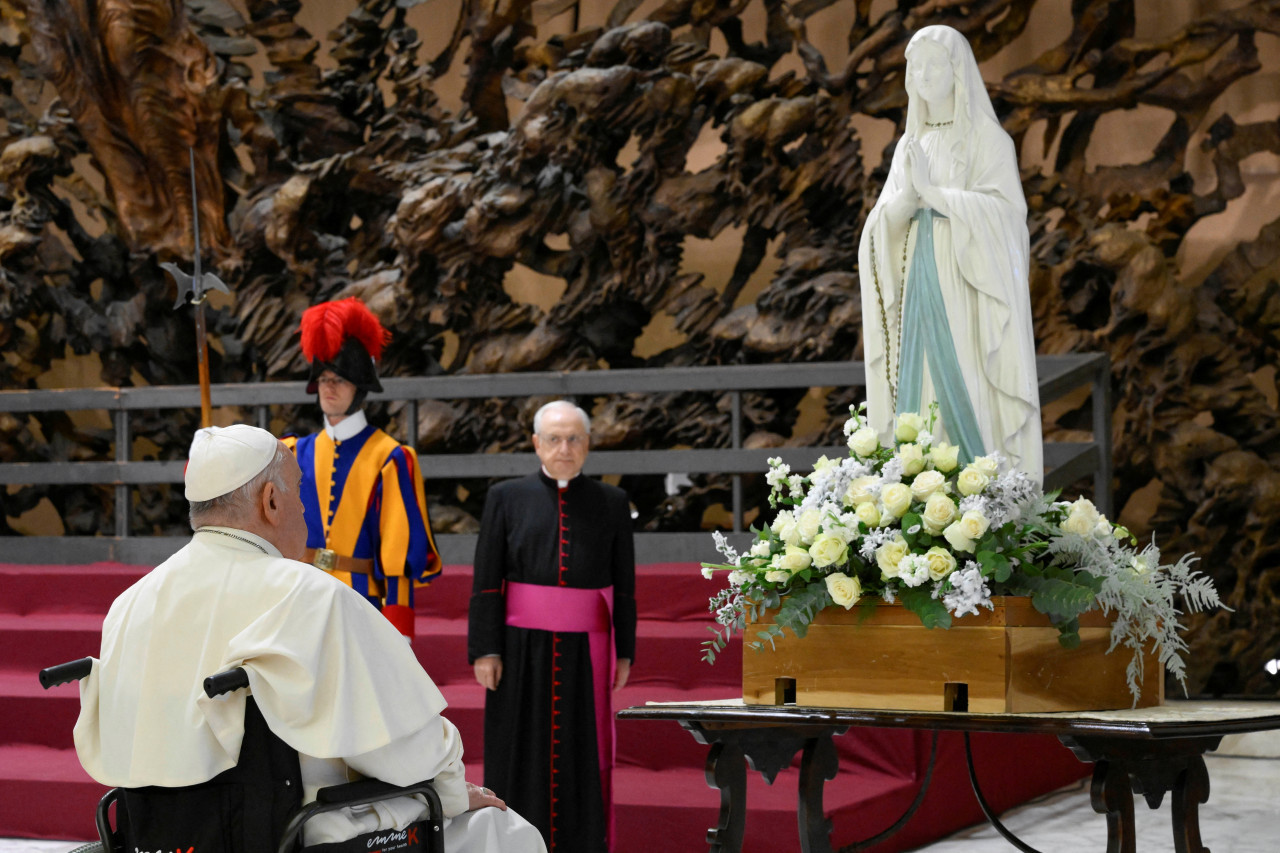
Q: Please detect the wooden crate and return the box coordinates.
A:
[742,597,1163,712]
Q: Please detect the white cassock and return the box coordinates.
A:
[857,25,1042,482]
[74,527,545,853]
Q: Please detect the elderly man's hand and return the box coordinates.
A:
[614,657,631,691]
[474,656,502,690]
[466,781,507,811]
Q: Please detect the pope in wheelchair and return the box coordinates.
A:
[62,424,546,853]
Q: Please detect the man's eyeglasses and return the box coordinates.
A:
[317,375,352,388]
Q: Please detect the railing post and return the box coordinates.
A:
[407,400,419,449]
[1092,354,1113,517]
[731,391,742,533]
[114,402,130,538]
[256,405,268,431]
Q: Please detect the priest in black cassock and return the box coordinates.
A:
[468,400,637,853]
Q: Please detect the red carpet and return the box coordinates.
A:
[0,559,1089,850]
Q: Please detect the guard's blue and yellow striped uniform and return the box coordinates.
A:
[283,424,440,638]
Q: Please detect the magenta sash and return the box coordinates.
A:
[505,581,616,846]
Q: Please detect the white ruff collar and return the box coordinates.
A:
[324,409,368,442]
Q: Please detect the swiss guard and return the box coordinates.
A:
[283,297,441,639]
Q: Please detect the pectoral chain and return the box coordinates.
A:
[197,527,268,554]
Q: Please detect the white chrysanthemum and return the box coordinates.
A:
[765,459,791,489]
[712,530,738,563]
[897,554,931,587]
[942,563,993,618]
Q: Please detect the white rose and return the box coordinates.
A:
[880,483,912,518]
[797,508,823,544]
[1060,498,1102,537]
[971,455,999,478]
[825,572,862,609]
[809,533,849,568]
[924,546,957,580]
[944,510,990,552]
[920,492,957,534]
[875,536,909,578]
[774,545,812,573]
[813,455,836,474]
[854,501,881,528]
[957,467,991,497]
[765,570,792,584]
[895,412,925,442]
[845,475,879,507]
[1094,517,1113,537]
[772,510,799,545]
[749,539,772,558]
[910,470,947,502]
[848,427,881,457]
[1061,512,1093,536]
[955,509,991,540]
[943,524,975,552]
[930,442,960,473]
[897,443,925,476]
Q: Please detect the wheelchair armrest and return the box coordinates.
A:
[203,667,250,697]
[40,657,94,689]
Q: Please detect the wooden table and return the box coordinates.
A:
[617,699,1280,853]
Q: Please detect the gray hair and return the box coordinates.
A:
[189,445,291,528]
[533,400,591,435]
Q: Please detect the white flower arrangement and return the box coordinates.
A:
[702,404,1227,704]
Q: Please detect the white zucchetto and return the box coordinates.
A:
[184,424,279,501]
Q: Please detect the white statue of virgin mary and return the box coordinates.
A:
[857,25,1042,481]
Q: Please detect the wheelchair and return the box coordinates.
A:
[40,658,445,853]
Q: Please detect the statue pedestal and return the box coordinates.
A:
[742,597,1163,712]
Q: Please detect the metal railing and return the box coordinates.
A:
[0,354,1110,563]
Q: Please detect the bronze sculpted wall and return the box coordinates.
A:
[1,0,1278,693]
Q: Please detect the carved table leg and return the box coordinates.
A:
[1089,758,1137,853]
[1061,734,1222,853]
[702,740,747,853]
[1170,753,1211,853]
[797,733,839,853]
[680,722,841,853]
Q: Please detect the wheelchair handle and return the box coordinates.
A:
[40,657,94,689]
[204,667,251,697]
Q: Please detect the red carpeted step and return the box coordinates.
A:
[0,613,105,672]
[0,559,1093,851]
[412,616,742,689]
[0,744,105,841]
[0,669,82,748]
[612,758,924,853]
[413,565,475,618]
[0,562,146,616]
[438,681,733,770]
[416,562,733,623]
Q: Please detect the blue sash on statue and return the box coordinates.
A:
[896,208,985,464]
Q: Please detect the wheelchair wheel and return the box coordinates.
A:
[68,842,104,853]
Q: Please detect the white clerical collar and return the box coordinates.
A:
[195,525,282,557]
[324,409,368,442]
[541,465,582,489]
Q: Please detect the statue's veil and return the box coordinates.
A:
[903,26,999,184]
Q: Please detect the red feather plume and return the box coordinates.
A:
[299,298,391,363]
